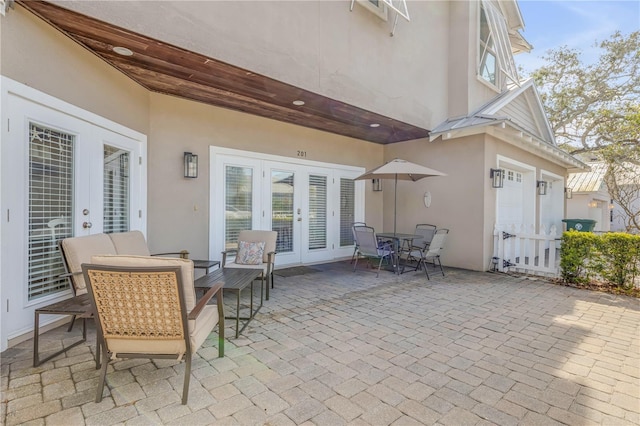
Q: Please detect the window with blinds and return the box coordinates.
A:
[28,124,73,300]
[225,166,253,250]
[103,145,130,234]
[340,178,356,246]
[308,175,327,250]
[272,171,294,253]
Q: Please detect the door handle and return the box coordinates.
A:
[82,221,93,229]
[297,217,302,222]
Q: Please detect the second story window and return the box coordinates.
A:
[479,5,498,85]
[478,0,519,89]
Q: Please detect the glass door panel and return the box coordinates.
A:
[271,170,294,253]
[308,175,327,250]
[224,165,254,250]
[103,145,130,234]
[27,124,74,300]
[340,178,356,247]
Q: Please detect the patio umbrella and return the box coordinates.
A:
[355,158,447,235]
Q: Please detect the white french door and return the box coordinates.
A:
[211,147,364,267]
[1,79,146,350]
[263,162,335,265]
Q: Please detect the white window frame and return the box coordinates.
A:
[479,0,519,88]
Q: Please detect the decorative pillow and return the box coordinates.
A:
[236,241,265,265]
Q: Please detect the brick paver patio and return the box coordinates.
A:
[2,261,639,425]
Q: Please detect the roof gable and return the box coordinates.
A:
[480,79,555,144]
[429,80,588,172]
[431,79,556,145]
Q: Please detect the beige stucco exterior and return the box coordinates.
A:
[2,0,587,348]
[0,2,580,269]
[1,1,578,269]
[147,94,384,259]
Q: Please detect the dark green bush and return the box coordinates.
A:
[561,231,640,289]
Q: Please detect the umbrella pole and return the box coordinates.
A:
[394,174,398,235]
[393,174,398,274]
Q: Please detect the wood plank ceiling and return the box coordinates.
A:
[18,1,430,144]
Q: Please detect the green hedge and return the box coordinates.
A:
[561,231,640,289]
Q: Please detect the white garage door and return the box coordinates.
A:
[497,169,524,228]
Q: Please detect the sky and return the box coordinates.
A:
[515,0,640,75]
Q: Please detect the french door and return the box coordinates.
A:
[262,161,335,265]
[211,147,364,267]
[1,82,145,349]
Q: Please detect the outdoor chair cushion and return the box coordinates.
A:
[237,230,277,263]
[61,233,117,295]
[236,241,265,265]
[108,231,151,256]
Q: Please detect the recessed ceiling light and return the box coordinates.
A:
[113,46,133,56]
[370,123,380,128]
[292,100,305,106]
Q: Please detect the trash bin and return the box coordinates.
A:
[562,219,597,232]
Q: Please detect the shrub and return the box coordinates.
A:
[560,231,599,283]
[560,231,640,289]
[597,233,640,289]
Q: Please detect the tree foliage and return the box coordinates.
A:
[531,31,639,154]
[531,31,640,233]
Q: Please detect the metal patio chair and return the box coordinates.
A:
[412,228,449,279]
[350,221,367,263]
[403,223,437,266]
[353,226,393,277]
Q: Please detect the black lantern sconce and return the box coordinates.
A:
[565,187,572,199]
[184,152,198,178]
[372,178,382,192]
[490,168,504,188]
[537,180,548,195]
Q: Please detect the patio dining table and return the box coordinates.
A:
[376,232,420,274]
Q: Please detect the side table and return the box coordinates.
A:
[195,268,262,338]
[192,260,220,274]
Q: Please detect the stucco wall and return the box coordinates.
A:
[1,5,149,134]
[147,93,384,259]
[384,136,487,271]
[381,133,571,272]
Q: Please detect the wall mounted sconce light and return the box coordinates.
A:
[184,152,198,178]
[588,200,598,208]
[490,168,504,188]
[537,180,548,195]
[372,178,382,192]
[565,187,572,199]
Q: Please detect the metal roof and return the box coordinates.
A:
[567,162,607,193]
